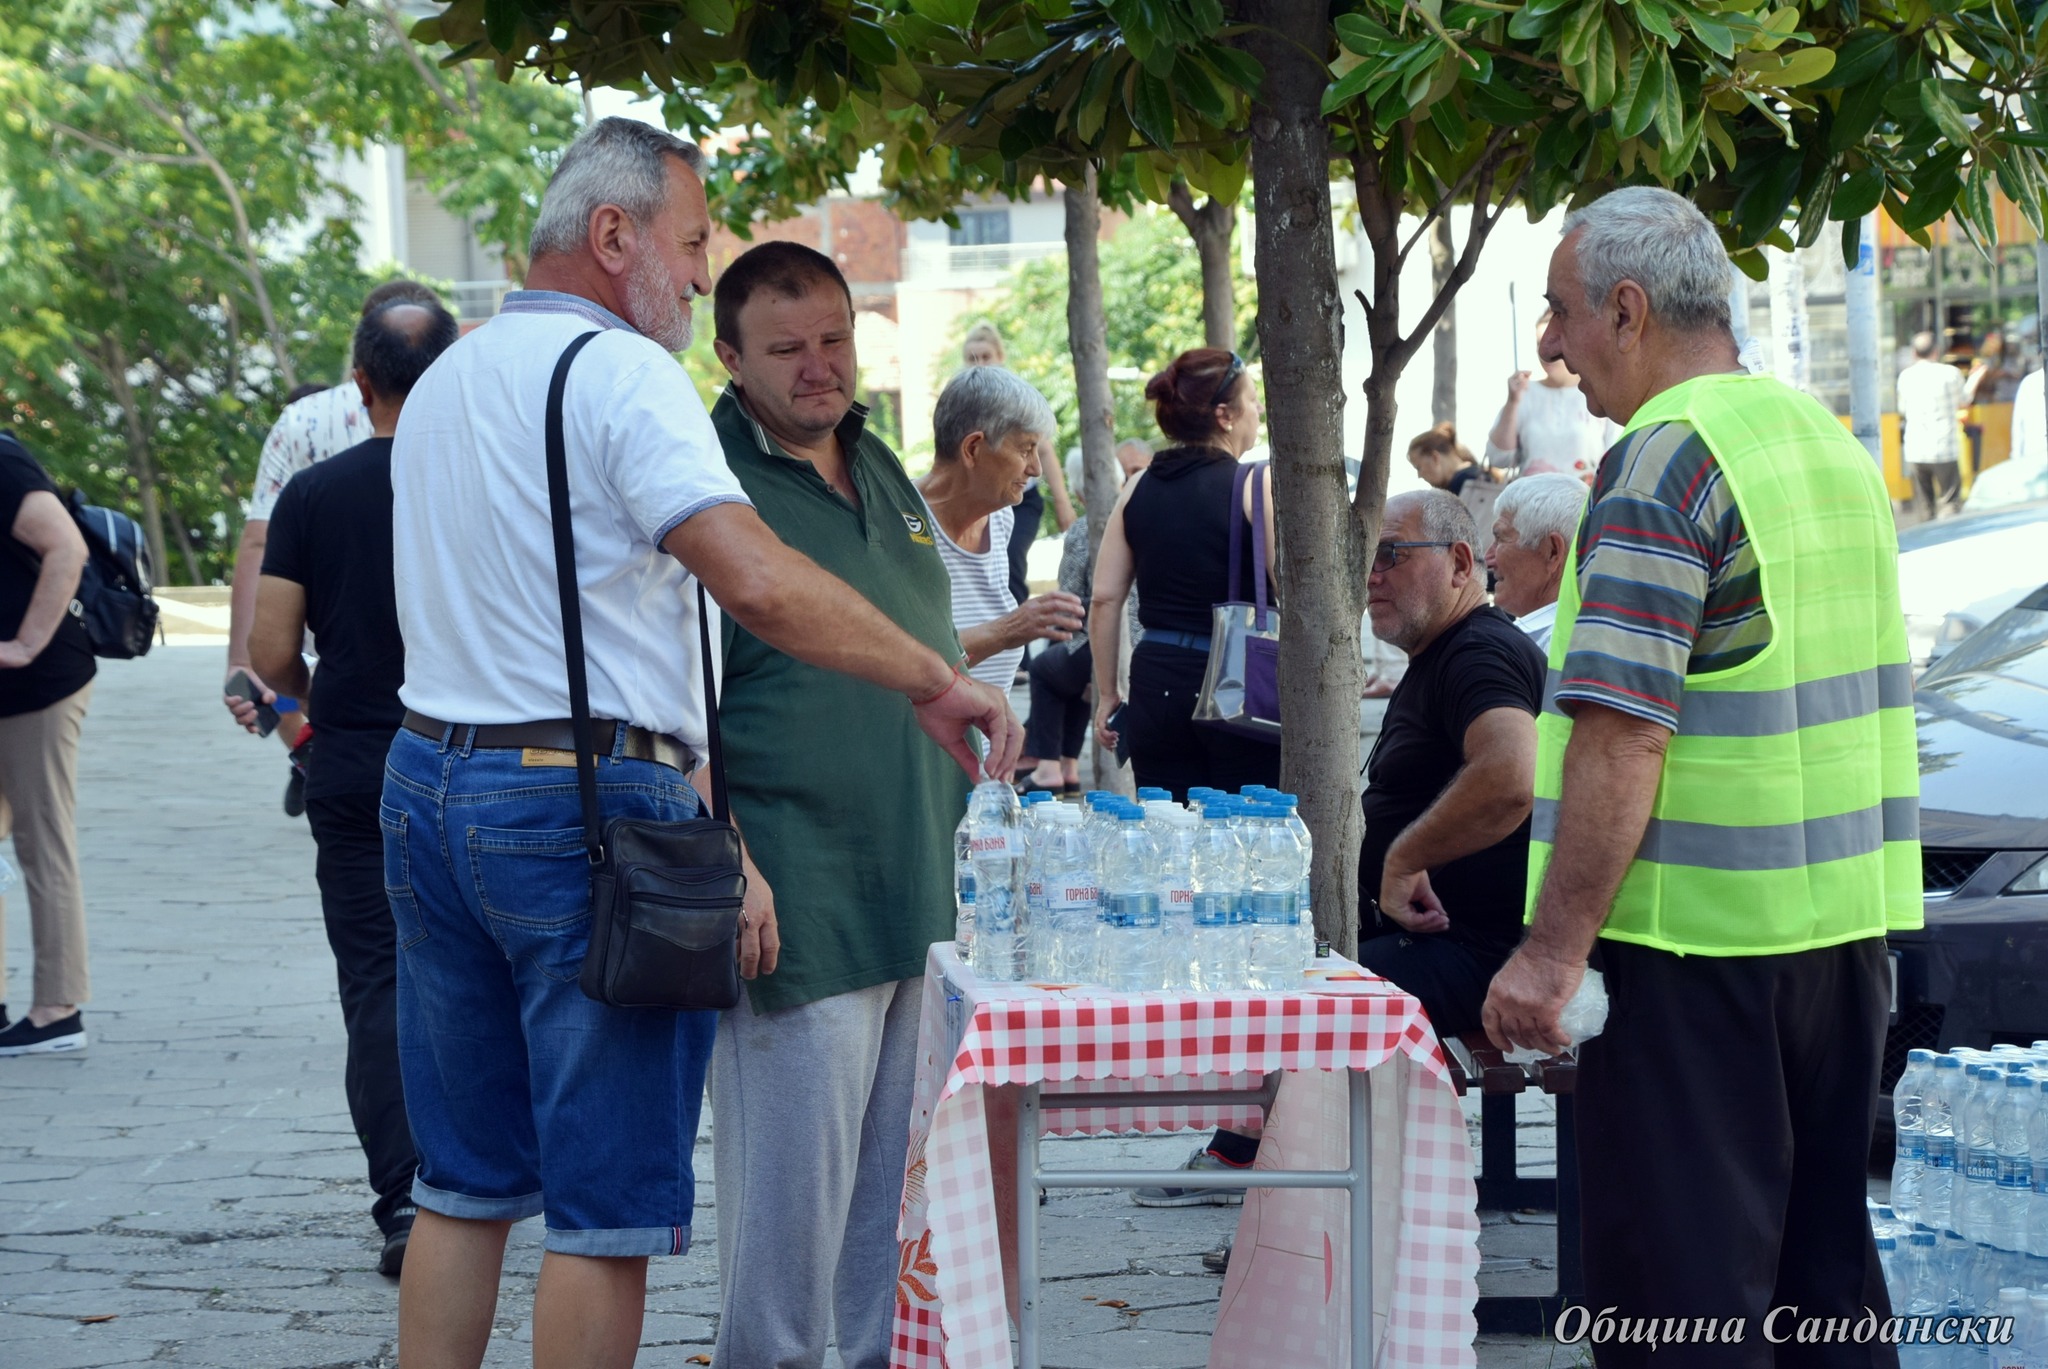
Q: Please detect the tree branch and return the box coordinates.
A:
[1395,124,1514,264]
[380,0,473,120]
[47,121,204,166]
[1387,151,1531,375]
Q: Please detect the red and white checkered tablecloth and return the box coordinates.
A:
[892,944,1479,1369]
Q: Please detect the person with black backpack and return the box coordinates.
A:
[0,431,96,1056]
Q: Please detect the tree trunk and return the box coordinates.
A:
[1429,217,1457,426]
[1167,181,1238,351]
[1247,0,1364,957]
[100,336,181,585]
[1067,170,1133,796]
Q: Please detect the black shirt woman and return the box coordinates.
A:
[1088,348,1280,800]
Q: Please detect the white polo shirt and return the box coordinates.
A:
[391,291,751,751]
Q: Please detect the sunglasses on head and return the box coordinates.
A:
[1207,353,1246,409]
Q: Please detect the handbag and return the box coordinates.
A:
[1192,458,1282,741]
[542,331,747,1013]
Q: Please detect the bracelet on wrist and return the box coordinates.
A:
[910,659,969,707]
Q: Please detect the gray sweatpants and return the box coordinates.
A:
[711,976,921,1369]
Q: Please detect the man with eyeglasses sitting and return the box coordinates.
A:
[1358,488,1545,1037]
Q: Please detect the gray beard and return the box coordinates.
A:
[625,253,692,353]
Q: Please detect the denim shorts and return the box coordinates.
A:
[380,725,715,1256]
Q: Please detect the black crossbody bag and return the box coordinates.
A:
[544,332,746,1012]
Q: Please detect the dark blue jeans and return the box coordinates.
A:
[381,726,714,1256]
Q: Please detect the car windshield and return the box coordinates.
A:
[1918,586,2048,688]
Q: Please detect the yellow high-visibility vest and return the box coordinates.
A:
[1528,373,1922,955]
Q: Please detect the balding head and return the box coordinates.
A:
[352,297,458,435]
[1367,490,1485,654]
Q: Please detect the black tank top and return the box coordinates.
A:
[1121,447,1269,638]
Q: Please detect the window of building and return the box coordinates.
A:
[948,210,1011,248]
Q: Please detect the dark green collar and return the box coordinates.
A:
[716,383,870,464]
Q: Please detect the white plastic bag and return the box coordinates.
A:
[1503,967,1607,1063]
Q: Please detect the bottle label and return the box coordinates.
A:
[1966,1146,1999,1183]
[1191,892,1236,928]
[2032,1159,2048,1195]
[970,831,1020,860]
[1927,1134,1956,1169]
[1246,891,1300,926]
[1102,893,1162,928]
[1996,1157,2030,1190]
[1047,884,1099,915]
[1162,883,1194,916]
[1025,878,1045,909]
[1896,1131,1926,1162]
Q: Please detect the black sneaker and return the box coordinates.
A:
[284,736,313,819]
[1201,1236,1234,1274]
[378,1206,416,1277]
[0,1010,86,1056]
[0,1004,9,1031]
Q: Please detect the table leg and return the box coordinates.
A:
[1348,1068,1373,1369]
[1017,1083,1042,1369]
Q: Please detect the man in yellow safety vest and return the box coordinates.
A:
[1482,186,1920,1364]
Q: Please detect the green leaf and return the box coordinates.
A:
[1704,112,1737,169]
[1767,47,1835,87]
[1810,30,1892,90]
[1336,12,1398,53]
[1174,53,1228,126]
[1894,152,1963,233]
[1828,78,1889,155]
[1653,52,1683,147]
[842,18,896,68]
[484,0,520,54]
[1429,91,1469,145]
[1685,11,1736,59]
[1203,45,1264,92]
[1321,58,1379,114]
[1829,165,1885,219]
[1615,42,1662,138]
[1917,81,1975,147]
[1128,67,1177,149]
[1730,144,1802,245]
[1635,0,1683,45]
[1561,0,1607,68]
[907,0,978,30]
[1467,81,1541,123]
[1731,248,1769,282]
[1840,215,1863,269]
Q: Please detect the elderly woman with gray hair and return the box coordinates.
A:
[916,367,1085,695]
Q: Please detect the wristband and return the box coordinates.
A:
[910,659,969,707]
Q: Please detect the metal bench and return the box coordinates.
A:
[1441,1032,1583,1335]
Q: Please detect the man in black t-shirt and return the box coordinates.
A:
[1359,489,1544,1037]
[0,433,96,1057]
[250,296,457,1276]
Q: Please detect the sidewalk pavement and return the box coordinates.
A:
[0,645,1562,1368]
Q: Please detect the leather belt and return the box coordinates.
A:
[402,710,694,773]
[1142,629,1214,655]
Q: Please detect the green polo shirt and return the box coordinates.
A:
[710,384,970,1013]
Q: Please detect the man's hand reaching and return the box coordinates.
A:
[1379,863,1449,935]
[912,666,1024,782]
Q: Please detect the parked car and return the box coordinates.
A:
[1881,583,2048,1102]
[1896,499,2048,667]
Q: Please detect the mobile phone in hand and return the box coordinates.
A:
[225,668,281,738]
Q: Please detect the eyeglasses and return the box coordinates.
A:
[1371,540,1455,571]
[1208,352,1246,409]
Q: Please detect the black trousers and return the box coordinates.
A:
[1023,638,1092,762]
[1908,461,1960,521]
[1576,938,1894,1369]
[305,792,419,1234]
[1355,928,1508,1039]
[1122,641,1279,801]
[1009,484,1044,607]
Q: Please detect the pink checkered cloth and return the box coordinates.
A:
[892,944,1479,1369]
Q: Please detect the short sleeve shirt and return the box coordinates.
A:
[247,385,373,521]
[710,386,968,1013]
[1358,605,1545,955]
[924,499,1020,690]
[1896,359,1965,466]
[390,292,752,751]
[260,438,404,799]
[0,435,95,717]
[1554,420,1767,731]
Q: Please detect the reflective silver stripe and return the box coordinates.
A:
[1531,796,1919,870]
[1540,664,1913,736]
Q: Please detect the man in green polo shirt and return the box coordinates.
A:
[705,242,994,1369]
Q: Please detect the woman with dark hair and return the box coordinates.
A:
[1407,422,1489,495]
[1088,348,1279,799]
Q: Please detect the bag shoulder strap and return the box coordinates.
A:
[1225,458,1256,604]
[1249,461,1271,631]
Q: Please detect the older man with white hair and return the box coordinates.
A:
[383,119,1018,1369]
[1484,472,1588,649]
[1481,186,1918,1362]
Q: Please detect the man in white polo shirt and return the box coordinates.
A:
[382,117,1019,1368]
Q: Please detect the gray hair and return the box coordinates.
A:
[1560,186,1732,333]
[933,366,1057,461]
[1495,472,1589,548]
[529,117,706,261]
[1391,488,1478,553]
[1911,331,1939,359]
[1065,445,1084,494]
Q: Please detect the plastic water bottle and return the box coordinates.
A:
[1038,804,1100,983]
[1190,803,1248,992]
[2027,1289,2048,1369]
[1902,1231,1943,1369]
[1966,1066,2004,1241]
[1098,806,1163,992]
[2029,1079,2048,1259]
[1894,1049,1936,1225]
[1273,794,1314,936]
[1244,804,1313,990]
[1150,804,1198,990]
[1137,787,1172,803]
[963,780,1025,981]
[1998,1289,2030,1369]
[1927,1054,1966,1232]
[1995,1072,2035,1252]
[1018,795,1053,977]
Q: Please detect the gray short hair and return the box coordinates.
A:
[1561,186,1732,333]
[1392,488,1478,553]
[1495,472,1589,548]
[933,366,1057,461]
[529,117,706,261]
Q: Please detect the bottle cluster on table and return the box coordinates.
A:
[952,782,1320,992]
[1876,1044,2048,1366]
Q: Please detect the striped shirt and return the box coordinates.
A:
[1554,420,1768,730]
[924,499,1020,689]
